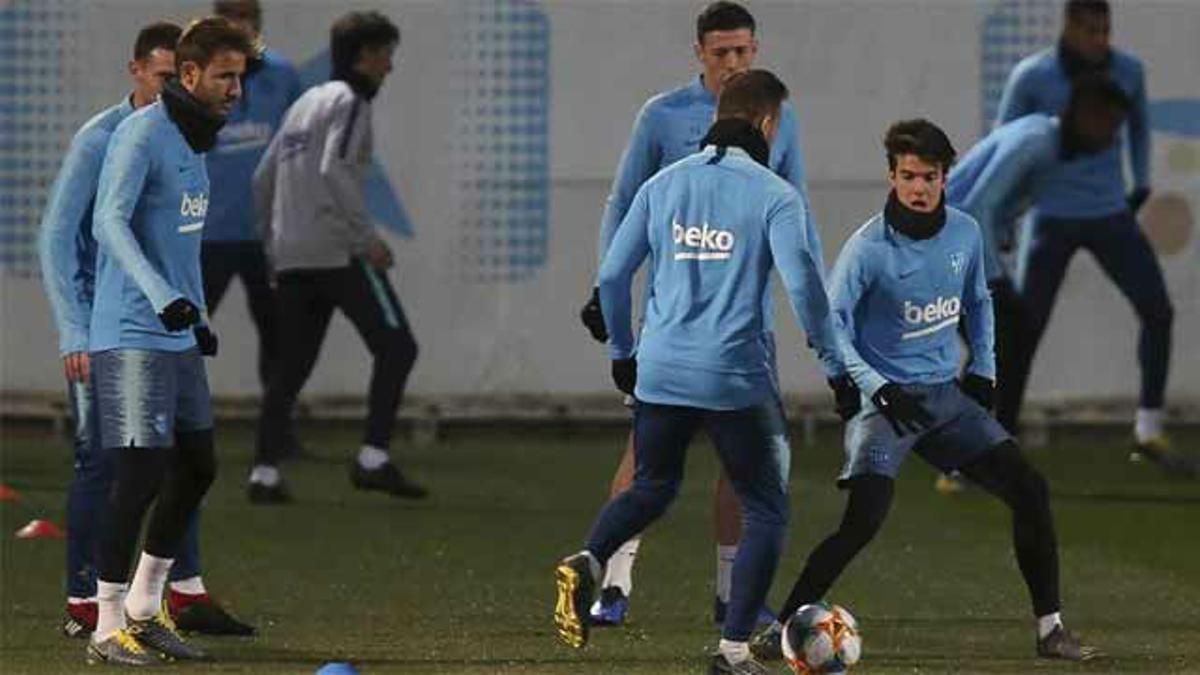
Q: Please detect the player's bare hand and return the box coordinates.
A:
[63,351,90,383]
[366,238,394,270]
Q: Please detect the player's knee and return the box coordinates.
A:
[630,478,680,515]
[1146,300,1174,333]
[373,330,418,369]
[176,430,217,492]
[112,447,168,511]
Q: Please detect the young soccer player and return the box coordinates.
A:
[38,21,251,642]
[995,0,1176,465]
[752,119,1097,662]
[86,17,252,665]
[248,11,425,503]
[578,0,817,627]
[554,70,847,675]
[201,0,301,406]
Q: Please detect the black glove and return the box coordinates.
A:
[1127,187,1151,214]
[580,287,608,343]
[194,325,218,357]
[158,298,200,332]
[828,375,861,421]
[611,358,636,396]
[959,373,995,411]
[871,383,933,436]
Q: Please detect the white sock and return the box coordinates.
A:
[718,638,751,664]
[124,552,173,621]
[1038,612,1063,639]
[601,537,640,596]
[716,544,738,603]
[1135,408,1164,443]
[357,444,390,470]
[94,581,128,642]
[249,464,280,486]
[169,576,206,596]
[68,596,96,605]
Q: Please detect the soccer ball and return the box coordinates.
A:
[781,602,862,673]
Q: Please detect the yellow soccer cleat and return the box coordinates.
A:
[554,552,597,649]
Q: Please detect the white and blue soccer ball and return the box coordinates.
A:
[781,602,862,674]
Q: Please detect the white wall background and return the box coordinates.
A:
[2,0,1197,405]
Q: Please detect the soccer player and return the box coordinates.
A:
[995,0,1176,465]
[752,120,1096,662]
[554,70,847,675]
[201,0,301,404]
[85,17,252,665]
[248,11,425,503]
[932,74,1163,493]
[38,21,252,642]
[578,0,815,627]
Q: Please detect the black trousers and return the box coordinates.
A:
[997,211,1173,430]
[255,262,418,465]
[201,241,277,387]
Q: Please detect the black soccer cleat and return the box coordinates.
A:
[1131,437,1198,479]
[248,480,293,505]
[349,461,428,499]
[554,552,597,649]
[172,598,256,636]
[1037,625,1100,661]
[710,651,771,674]
[748,622,784,661]
[127,611,211,661]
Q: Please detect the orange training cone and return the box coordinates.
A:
[15,519,65,539]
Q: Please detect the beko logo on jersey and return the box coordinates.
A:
[672,220,734,261]
[178,192,207,233]
[901,296,960,340]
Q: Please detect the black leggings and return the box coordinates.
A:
[777,441,1060,621]
[98,430,217,583]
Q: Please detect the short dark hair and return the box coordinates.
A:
[214,0,262,31]
[716,69,788,124]
[331,11,400,75]
[883,119,957,171]
[133,22,182,62]
[696,1,755,43]
[1067,73,1131,119]
[1065,0,1110,21]
[175,16,254,70]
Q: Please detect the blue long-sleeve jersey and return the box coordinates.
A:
[829,207,993,399]
[598,145,844,411]
[38,98,133,355]
[946,114,1059,281]
[204,49,301,242]
[90,102,209,352]
[598,75,811,268]
[995,46,1149,218]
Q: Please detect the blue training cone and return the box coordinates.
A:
[316,663,358,675]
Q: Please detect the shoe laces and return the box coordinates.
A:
[113,629,148,655]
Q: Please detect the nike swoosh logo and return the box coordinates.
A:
[898,269,919,279]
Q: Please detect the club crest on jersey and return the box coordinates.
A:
[949,252,966,276]
[672,220,734,261]
[901,296,960,340]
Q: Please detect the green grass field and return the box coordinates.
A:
[2,421,1198,674]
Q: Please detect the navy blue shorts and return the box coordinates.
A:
[839,381,1010,486]
[92,348,212,449]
